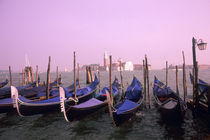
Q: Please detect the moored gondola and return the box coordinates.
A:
[107,76,143,126]
[153,76,187,120]
[59,77,120,122]
[0,80,78,114]
[11,75,98,116]
[0,79,9,89]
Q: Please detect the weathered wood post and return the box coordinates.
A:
[166,61,168,87]
[192,67,195,106]
[182,51,187,103]
[143,60,147,105]
[89,66,94,82]
[145,55,151,108]
[27,68,30,84]
[56,66,59,86]
[176,66,180,103]
[9,66,12,86]
[98,65,100,92]
[86,66,91,84]
[46,56,51,99]
[74,52,77,104]
[22,69,25,86]
[77,63,80,87]
[31,67,34,83]
[119,60,124,94]
[35,65,39,87]
[24,69,26,85]
[110,55,113,105]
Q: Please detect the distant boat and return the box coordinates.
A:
[60,77,120,122]
[108,76,143,126]
[153,76,187,120]
[11,75,98,116]
[0,79,9,89]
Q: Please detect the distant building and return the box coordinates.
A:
[124,61,133,71]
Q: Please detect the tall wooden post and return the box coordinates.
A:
[24,69,26,85]
[77,63,80,87]
[182,51,187,103]
[192,67,195,105]
[176,66,180,100]
[89,66,94,82]
[27,68,30,84]
[98,65,100,92]
[56,66,59,86]
[119,60,124,94]
[74,52,77,104]
[9,66,12,86]
[145,55,151,108]
[86,66,91,84]
[109,55,113,105]
[36,65,39,87]
[143,60,147,105]
[166,61,168,87]
[31,67,34,83]
[46,56,51,99]
[22,69,24,86]
[192,37,198,107]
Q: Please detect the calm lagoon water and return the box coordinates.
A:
[0,69,210,140]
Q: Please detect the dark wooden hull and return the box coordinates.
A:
[112,100,143,126]
[154,94,185,120]
[65,101,107,121]
[0,104,14,114]
[18,89,96,116]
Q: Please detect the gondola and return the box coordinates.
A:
[107,76,143,126]
[0,80,77,114]
[11,75,98,116]
[153,76,187,120]
[59,77,120,122]
[0,79,9,89]
[0,81,37,99]
[189,73,210,114]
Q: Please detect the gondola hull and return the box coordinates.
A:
[65,101,107,121]
[0,104,13,113]
[112,103,142,126]
[17,89,96,116]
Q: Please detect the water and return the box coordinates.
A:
[0,69,210,140]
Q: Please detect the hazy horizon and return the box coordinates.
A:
[1,0,210,72]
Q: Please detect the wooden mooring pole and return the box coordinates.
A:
[9,66,12,86]
[98,65,100,92]
[36,65,39,87]
[89,66,94,82]
[56,66,59,87]
[74,52,77,104]
[77,63,80,87]
[143,60,147,105]
[182,51,187,103]
[119,60,124,94]
[109,55,113,105]
[176,66,180,101]
[166,61,168,87]
[46,56,51,99]
[86,66,91,84]
[22,69,25,86]
[145,55,151,108]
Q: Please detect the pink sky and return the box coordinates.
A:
[0,0,210,71]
